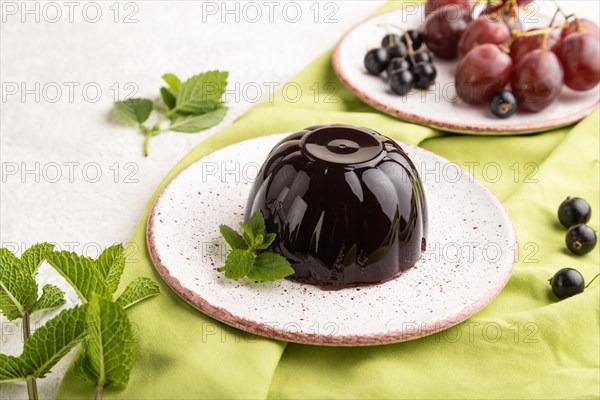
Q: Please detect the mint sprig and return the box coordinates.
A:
[114,71,229,157]
[0,244,160,400]
[218,210,294,282]
[0,243,66,399]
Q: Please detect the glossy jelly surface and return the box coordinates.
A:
[245,124,428,289]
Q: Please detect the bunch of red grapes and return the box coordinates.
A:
[422,0,600,118]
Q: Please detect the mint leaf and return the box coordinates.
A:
[162,73,181,94]
[247,252,294,282]
[247,209,267,238]
[0,248,21,270]
[114,98,153,124]
[0,248,38,320]
[73,351,97,385]
[224,250,255,280]
[21,305,87,378]
[241,210,268,249]
[31,284,66,314]
[45,251,108,303]
[255,233,276,250]
[240,223,255,248]
[169,106,227,133]
[175,70,228,114]
[21,242,54,276]
[219,225,248,250]
[0,355,27,382]
[116,277,160,310]
[255,235,264,245]
[82,296,135,389]
[96,244,125,295]
[160,87,176,111]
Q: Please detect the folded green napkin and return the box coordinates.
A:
[58,3,599,398]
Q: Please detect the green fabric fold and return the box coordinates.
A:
[57,2,599,398]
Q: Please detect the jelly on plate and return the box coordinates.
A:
[245,124,428,289]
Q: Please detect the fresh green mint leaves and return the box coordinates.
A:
[0,243,63,321]
[75,296,135,392]
[0,243,160,400]
[219,210,294,282]
[114,70,229,156]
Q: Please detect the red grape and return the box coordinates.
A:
[479,4,523,32]
[424,5,473,60]
[458,17,511,57]
[510,30,559,64]
[560,19,600,40]
[558,33,600,91]
[550,39,562,58]
[511,49,563,112]
[424,0,474,16]
[455,43,513,104]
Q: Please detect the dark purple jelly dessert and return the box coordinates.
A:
[245,124,428,289]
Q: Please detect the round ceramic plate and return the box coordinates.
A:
[332,8,599,134]
[147,133,517,346]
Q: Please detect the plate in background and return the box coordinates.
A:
[332,8,599,134]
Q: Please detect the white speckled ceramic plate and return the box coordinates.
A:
[332,8,599,134]
[147,133,516,346]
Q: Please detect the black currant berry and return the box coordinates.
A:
[387,43,408,59]
[558,197,592,228]
[565,224,597,255]
[489,90,517,119]
[413,51,432,64]
[390,70,414,95]
[381,34,402,48]
[387,57,411,77]
[413,62,437,89]
[402,30,424,50]
[364,48,390,75]
[549,268,585,299]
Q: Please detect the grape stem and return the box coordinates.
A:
[548,8,561,28]
[508,19,568,48]
[487,7,504,23]
[504,0,518,29]
[561,13,587,34]
[541,33,549,49]
[574,17,584,33]
[501,4,579,49]
[515,27,554,37]
[550,0,567,18]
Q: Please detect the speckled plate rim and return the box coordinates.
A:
[332,7,600,135]
[146,133,518,346]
